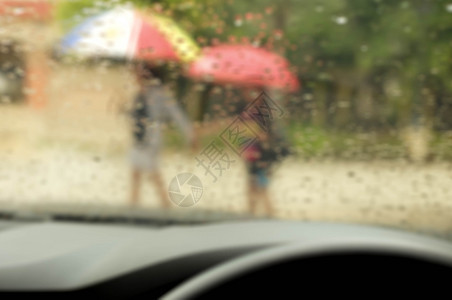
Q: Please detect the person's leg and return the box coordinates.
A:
[130,169,142,205]
[248,176,259,215]
[255,168,273,217]
[260,187,274,217]
[150,171,172,208]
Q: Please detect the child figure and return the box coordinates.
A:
[240,88,291,217]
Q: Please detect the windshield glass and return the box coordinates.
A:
[1,0,451,237]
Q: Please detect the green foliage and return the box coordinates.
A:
[55,0,452,132]
[55,0,115,30]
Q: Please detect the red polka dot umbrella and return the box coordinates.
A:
[186,44,300,92]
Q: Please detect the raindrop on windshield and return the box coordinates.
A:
[446,4,452,12]
[334,16,348,25]
[234,16,243,27]
[400,2,410,9]
[265,7,273,14]
[12,7,25,16]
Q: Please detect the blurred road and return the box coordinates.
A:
[1,66,452,235]
[1,135,451,234]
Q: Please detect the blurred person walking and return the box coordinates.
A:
[129,61,195,207]
[186,45,299,216]
[240,88,291,217]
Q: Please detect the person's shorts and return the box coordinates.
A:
[248,165,270,188]
[129,144,160,172]
[255,168,270,187]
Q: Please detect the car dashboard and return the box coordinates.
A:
[0,219,451,299]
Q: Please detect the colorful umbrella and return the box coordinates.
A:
[59,6,200,63]
[187,44,300,92]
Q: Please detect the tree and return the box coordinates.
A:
[55,0,452,130]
